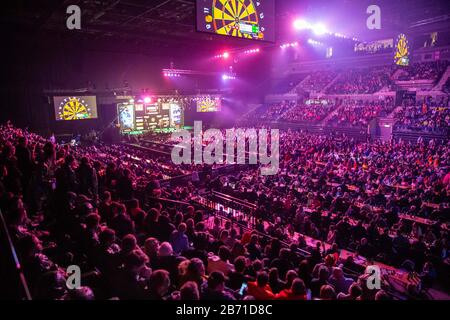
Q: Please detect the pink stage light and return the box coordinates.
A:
[143,97,151,103]
[223,52,230,59]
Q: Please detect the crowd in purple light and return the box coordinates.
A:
[1,121,449,300]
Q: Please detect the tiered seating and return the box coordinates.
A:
[241,101,294,122]
[397,61,449,82]
[327,66,394,94]
[300,71,337,92]
[327,98,395,127]
[2,123,448,301]
[394,97,450,133]
[271,74,308,94]
[280,100,338,123]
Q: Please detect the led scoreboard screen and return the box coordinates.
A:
[118,100,183,134]
[196,0,275,42]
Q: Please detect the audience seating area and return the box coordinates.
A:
[271,74,308,94]
[280,100,338,123]
[396,61,449,82]
[300,71,337,93]
[1,123,449,300]
[326,66,394,94]
[394,96,450,133]
[327,98,395,127]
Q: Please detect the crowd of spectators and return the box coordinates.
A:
[397,61,448,82]
[259,101,295,120]
[239,101,295,122]
[1,122,448,301]
[300,71,337,93]
[394,96,450,133]
[280,100,338,123]
[214,130,449,293]
[327,98,395,127]
[443,78,450,94]
[327,66,394,94]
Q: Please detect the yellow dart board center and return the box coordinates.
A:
[59,97,92,121]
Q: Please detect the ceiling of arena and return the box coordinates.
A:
[2,0,450,55]
[2,0,258,56]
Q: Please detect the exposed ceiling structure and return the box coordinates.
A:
[2,0,261,56]
[2,0,449,55]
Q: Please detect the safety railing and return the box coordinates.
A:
[0,209,32,300]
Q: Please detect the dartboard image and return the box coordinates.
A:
[394,34,409,66]
[204,0,265,39]
[58,97,92,120]
[199,97,216,112]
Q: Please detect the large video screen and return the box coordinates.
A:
[196,0,275,42]
[118,103,135,132]
[117,100,183,134]
[197,96,222,112]
[394,33,410,66]
[169,103,182,127]
[53,96,98,121]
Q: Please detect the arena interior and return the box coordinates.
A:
[1,0,450,303]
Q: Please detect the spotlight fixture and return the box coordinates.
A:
[293,19,309,30]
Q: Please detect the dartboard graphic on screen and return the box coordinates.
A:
[197,0,275,42]
[59,97,91,120]
[394,34,410,66]
[197,96,222,112]
[53,96,98,121]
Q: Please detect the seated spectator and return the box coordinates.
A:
[110,203,135,239]
[328,267,354,294]
[319,285,337,300]
[63,286,95,300]
[375,289,392,300]
[153,242,181,282]
[180,281,200,300]
[276,278,308,300]
[149,269,171,300]
[337,283,363,300]
[247,271,275,300]
[207,246,234,275]
[180,258,207,288]
[201,271,235,300]
[310,266,330,298]
[268,268,285,294]
[227,256,251,291]
[112,249,151,299]
[169,223,189,254]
